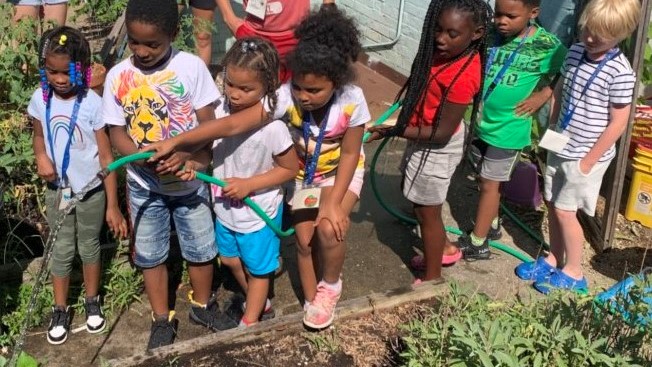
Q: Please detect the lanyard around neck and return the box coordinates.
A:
[484,26,531,101]
[302,99,334,186]
[559,49,618,131]
[45,89,83,187]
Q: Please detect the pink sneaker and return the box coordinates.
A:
[303,281,341,329]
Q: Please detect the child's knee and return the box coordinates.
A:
[479,177,501,193]
[219,255,240,269]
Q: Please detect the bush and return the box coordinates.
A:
[399,282,652,367]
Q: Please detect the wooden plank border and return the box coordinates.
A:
[106,278,447,366]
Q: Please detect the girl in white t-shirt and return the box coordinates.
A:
[179,37,299,329]
[29,26,127,345]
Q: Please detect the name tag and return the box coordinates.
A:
[245,0,267,20]
[292,187,321,211]
[58,187,73,211]
[539,129,570,154]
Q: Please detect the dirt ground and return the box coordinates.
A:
[14,61,651,366]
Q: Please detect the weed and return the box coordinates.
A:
[304,328,341,354]
[399,282,652,366]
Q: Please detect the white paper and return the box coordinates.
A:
[539,129,570,154]
[245,0,267,20]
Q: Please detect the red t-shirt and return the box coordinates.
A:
[242,0,310,36]
[408,52,481,127]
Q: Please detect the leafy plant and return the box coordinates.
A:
[399,282,652,366]
[67,0,128,25]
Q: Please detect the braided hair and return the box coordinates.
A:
[222,37,280,114]
[287,6,361,89]
[391,0,493,140]
[38,26,92,102]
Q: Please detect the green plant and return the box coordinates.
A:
[399,282,651,367]
[0,5,40,114]
[304,329,341,354]
[67,0,128,24]
[0,282,54,348]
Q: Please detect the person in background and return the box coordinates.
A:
[11,0,67,26]
[215,0,335,82]
[179,0,217,66]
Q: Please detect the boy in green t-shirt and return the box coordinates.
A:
[460,0,566,259]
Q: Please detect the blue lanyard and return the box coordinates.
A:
[44,89,83,187]
[302,101,333,186]
[559,49,618,131]
[484,26,531,101]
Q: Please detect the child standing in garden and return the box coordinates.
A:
[460,0,566,260]
[367,0,492,282]
[29,26,128,345]
[516,0,641,293]
[102,0,222,349]
[178,37,299,329]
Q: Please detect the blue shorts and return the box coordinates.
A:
[127,179,217,268]
[215,206,282,276]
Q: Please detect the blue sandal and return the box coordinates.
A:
[533,270,588,295]
[515,257,556,282]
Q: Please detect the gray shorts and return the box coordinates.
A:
[544,153,611,216]
[401,125,465,206]
[469,139,521,182]
[46,186,105,277]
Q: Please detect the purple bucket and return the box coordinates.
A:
[500,161,542,208]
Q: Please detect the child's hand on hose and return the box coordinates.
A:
[365,125,394,143]
[222,177,254,200]
[105,206,128,239]
[315,201,349,242]
[175,159,206,181]
[140,137,183,167]
[153,151,193,175]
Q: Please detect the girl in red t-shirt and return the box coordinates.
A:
[367,0,492,282]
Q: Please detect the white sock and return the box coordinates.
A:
[321,279,342,293]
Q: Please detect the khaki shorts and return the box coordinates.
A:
[544,153,611,216]
[400,125,465,206]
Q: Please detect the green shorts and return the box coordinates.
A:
[45,185,105,277]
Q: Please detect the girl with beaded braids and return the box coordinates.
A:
[29,26,127,345]
[178,37,299,329]
[367,0,492,282]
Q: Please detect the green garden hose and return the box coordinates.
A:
[107,152,295,237]
[365,103,549,264]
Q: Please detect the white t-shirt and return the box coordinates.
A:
[101,50,220,196]
[555,44,636,162]
[273,83,370,182]
[212,97,293,233]
[28,88,104,193]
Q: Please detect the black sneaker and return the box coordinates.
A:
[488,218,503,241]
[147,312,178,350]
[84,295,106,334]
[47,306,71,345]
[458,235,491,260]
[189,293,236,331]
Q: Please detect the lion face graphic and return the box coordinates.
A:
[122,86,169,147]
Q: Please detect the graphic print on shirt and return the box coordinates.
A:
[49,113,85,150]
[286,103,363,180]
[111,69,194,148]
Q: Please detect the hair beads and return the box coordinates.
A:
[39,68,49,103]
[85,66,92,88]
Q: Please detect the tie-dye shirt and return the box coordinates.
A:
[273,83,370,182]
[102,50,220,196]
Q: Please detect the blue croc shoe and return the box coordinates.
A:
[515,257,556,281]
[533,270,588,295]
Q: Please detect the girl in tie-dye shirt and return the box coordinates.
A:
[274,6,370,330]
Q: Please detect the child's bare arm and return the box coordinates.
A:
[579,103,631,173]
[222,146,299,200]
[143,102,269,166]
[216,0,244,34]
[399,101,468,143]
[547,79,564,129]
[515,86,553,116]
[95,126,128,239]
[31,118,57,183]
[108,125,139,157]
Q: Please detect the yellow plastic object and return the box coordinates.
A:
[625,146,652,227]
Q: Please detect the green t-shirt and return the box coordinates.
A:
[478,26,567,149]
